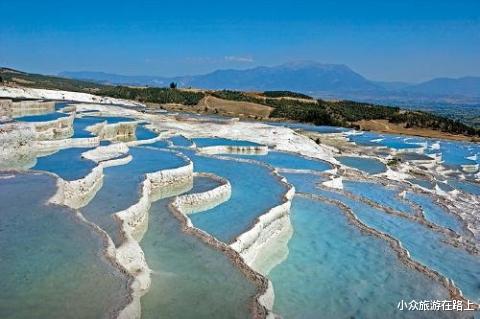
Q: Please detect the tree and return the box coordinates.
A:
[169,82,177,89]
[0,76,3,83]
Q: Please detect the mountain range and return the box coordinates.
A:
[60,61,480,105]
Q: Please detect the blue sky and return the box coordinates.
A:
[1,0,479,82]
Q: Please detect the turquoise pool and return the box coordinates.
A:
[140,195,255,319]
[33,147,96,181]
[270,196,455,319]
[0,172,129,319]
[182,150,288,243]
[337,156,387,174]
[226,151,332,172]
[80,147,188,245]
[193,137,262,147]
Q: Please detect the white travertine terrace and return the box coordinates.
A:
[3,96,480,319]
[174,172,232,215]
[144,117,337,164]
[0,122,36,169]
[322,176,344,189]
[115,159,194,319]
[33,137,100,153]
[50,153,133,209]
[0,86,144,107]
[169,172,278,318]
[461,163,480,173]
[69,102,337,163]
[197,145,269,155]
[230,176,295,275]
[0,99,56,119]
[83,143,130,162]
[48,142,195,319]
[87,121,138,141]
[30,112,75,140]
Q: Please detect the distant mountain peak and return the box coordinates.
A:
[278,60,350,70]
[58,62,480,100]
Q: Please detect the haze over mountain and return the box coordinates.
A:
[60,61,480,104]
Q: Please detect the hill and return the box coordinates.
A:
[62,62,383,94]
[1,67,479,139]
[404,76,480,98]
[61,62,480,102]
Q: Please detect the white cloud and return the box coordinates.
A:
[224,55,254,63]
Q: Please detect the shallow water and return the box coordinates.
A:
[33,147,96,181]
[80,147,188,245]
[345,134,480,171]
[316,186,480,303]
[140,197,255,319]
[348,132,423,150]
[186,175,224,194]
[283,172,480,303]
[447,179,480,195]
[439,141,479,168]
[350,200,480,303]
[404,192,464,233]
[135,125,157,140]
[226,151,332,172]
[193,137,262,147]
[407,178,435,190]
[146,139,170,149]
[72,116,106,138]
[182,150,287,243]
[0,172,129,319]
[437,182,456,192]
[337,155,387,174]
[15,112,68,122]
[169,135,194,147]
[281,172,327,192]
[343,180,415,215]
[270,196,455,319]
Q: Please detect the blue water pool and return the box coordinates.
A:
[226,151,332,172]
[0,172,129,319]
[80,147,188,245]
[281,172,480,303]
[311,185,480,303]
[404,192,464,233]
[168,135,194,147]
[186,175,224,194]
[447,179,480,195]
[33,147,96,181]
[182,150,288,243]
[135,125,158,140]
[337,156,387,174]
[147,140,171,149]
[193,137,262,147]
[407,178,435,190]
[15,112,69,122]
[270,196,454,319]
[348,132,423,150]
[140,195,255,318]
[343,180,416,215]
[439,141,479,168]
[72,116,106,138]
